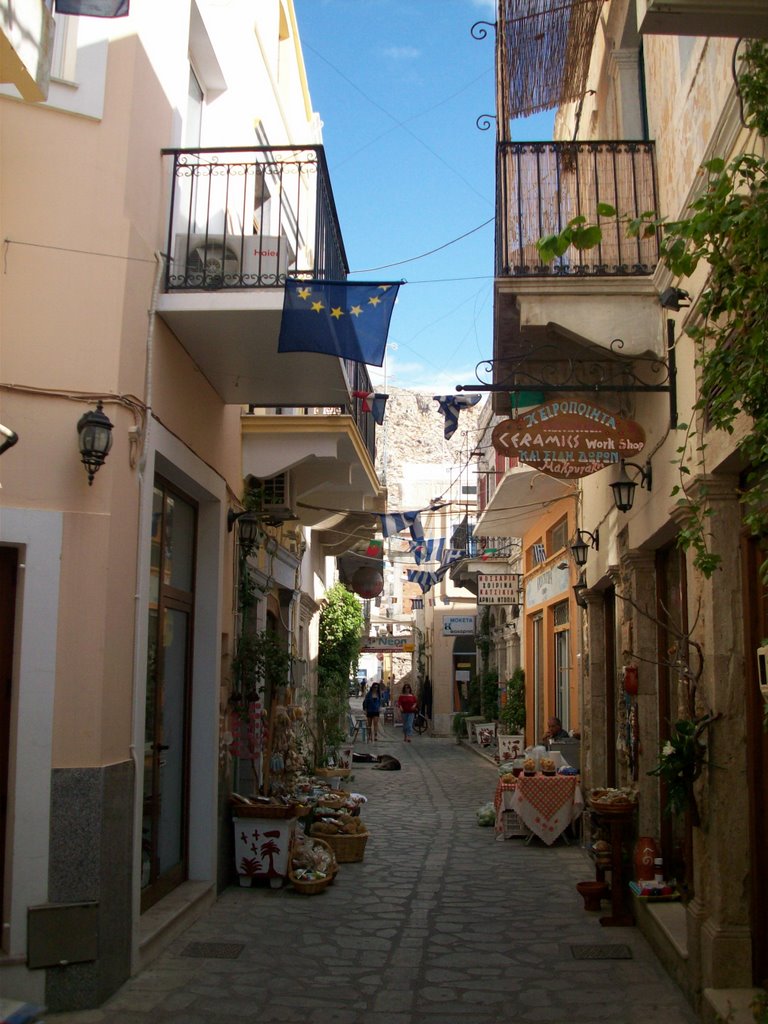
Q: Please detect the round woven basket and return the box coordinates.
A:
[288,869,334,895]
[310,825,369,863]
[589,799,636,816]
[288,836,338,894]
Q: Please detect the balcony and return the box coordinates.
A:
[241,395,385,547]
[449,523,519,594]
[637,0,768,37]
[497,141,659,279]
[156,146,355,407]
[493,141,666,412]
[1,0,54,102]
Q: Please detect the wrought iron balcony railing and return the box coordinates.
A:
[345,361,376,463]
[163,146,348,291]
[496,140,659,277]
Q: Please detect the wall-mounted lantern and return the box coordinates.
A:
[77,402,113,485]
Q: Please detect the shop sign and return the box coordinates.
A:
[525,565,570,606]
[360,636,414,653]
[492,401,645,479]
[442,615,476,636]
[478,573,522,605]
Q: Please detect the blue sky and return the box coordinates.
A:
[293,0,553,393]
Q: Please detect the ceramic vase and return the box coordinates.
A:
[633,836,660,881]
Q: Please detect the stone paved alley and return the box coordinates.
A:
[48,727,698,1024]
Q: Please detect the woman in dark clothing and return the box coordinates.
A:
[363,683,382,741]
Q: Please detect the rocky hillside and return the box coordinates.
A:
[375,388,485,507]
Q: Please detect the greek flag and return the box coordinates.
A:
[378,511,424,543]
[440,548,466,568]
[410,537,445,565]
[433,394,482,439]
[406,565,450,593]
[532,542,547,564]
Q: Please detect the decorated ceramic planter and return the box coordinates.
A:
[232,807,297,888]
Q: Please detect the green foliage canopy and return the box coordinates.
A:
[315,583,364,760]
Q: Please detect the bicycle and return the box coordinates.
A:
[413,711,428,735]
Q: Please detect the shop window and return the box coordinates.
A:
[50,13,78,83]
[549,517,569,554]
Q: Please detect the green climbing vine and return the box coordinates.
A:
[537,40,768,578]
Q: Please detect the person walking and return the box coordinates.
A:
[397,683,418,743]
[363,682,382,742]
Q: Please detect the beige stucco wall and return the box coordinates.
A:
[0,31,243,769]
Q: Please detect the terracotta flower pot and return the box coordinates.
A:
[576,880,609,912]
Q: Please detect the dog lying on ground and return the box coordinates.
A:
[352,751,401,770]
[373,754,401,771]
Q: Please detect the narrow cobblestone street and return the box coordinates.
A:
[49,729,698,1024]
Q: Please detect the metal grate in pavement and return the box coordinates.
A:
[570,943,633,960]
[180,941,244,959]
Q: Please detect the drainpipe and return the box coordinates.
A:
[129,250,165,969]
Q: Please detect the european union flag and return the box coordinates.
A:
[54,0,129,13]
[278,279,401,366]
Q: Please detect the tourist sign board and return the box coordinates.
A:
[492,401,645,479]
[478,573,522,605]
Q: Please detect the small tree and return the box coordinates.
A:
[499,668,526,735]
[481,669,500,720]
[315,583,363,763]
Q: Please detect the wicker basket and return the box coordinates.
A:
[588,799,636,816]
[310,825,369,863]
[288,868,334,895]
[314,768,352,784]
[231,800,299,819]
[288,836,338,894]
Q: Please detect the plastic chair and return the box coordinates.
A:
[348,714,367,742]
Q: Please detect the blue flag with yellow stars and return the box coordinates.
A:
[278,279,401,366]
[54,0,129,13]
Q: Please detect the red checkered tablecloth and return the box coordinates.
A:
[493,774,583,845]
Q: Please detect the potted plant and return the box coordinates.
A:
[499,668,526,736]
[647,713,715,826]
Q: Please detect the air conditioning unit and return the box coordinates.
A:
[261,473,296,523]
[242,235,291,285]
[174,234,241,287]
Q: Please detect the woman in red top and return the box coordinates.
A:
[397,684,419,742]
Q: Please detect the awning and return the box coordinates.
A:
[475,467,577,539]
[499,0,605,122]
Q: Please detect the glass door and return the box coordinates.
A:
[142,483,196,912]
[553,600,571,728]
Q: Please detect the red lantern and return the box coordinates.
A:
[351,566,383,599]
[623,664,639,696]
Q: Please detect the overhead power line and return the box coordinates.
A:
[351,218,495,273]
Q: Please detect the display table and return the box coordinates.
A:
[494,774,583,845]
[588,800,636,926]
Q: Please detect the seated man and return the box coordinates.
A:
[541,716,569,745]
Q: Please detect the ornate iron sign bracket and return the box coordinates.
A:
[456,323,678,429]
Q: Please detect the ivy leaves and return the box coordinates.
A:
[536,203,617,263]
